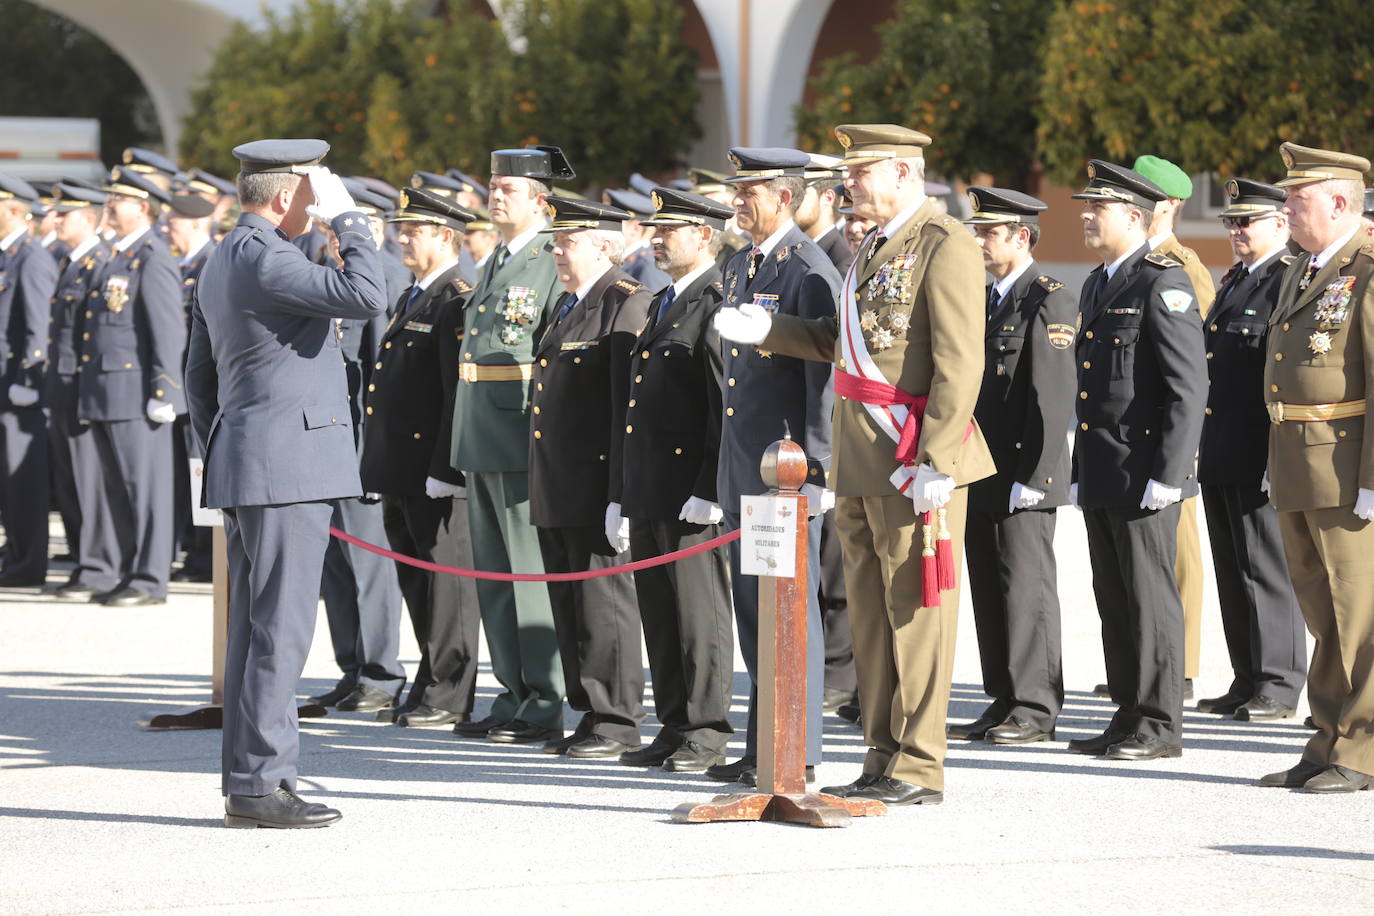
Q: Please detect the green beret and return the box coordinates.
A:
[1132,155,1193,200]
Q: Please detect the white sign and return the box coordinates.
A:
[739,494,798,578]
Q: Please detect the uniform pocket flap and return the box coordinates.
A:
[100,353,139,371]
[303,404,347,429]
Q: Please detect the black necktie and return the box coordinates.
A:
[656,286,676,323]
[556,292,578,323]
[495,244,510,270]
[1298,259,1317,291]
[986,285,1001,317]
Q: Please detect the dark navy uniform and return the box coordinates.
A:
[77,169,185,603]
[171,216,216,580]
[1072,162,1207,752]
[719,150,839,766]
[0,176,58,584]
[614,215,734,758]
[1198,180,1305,715]
[530,222,649,750]
[185,139,388,798]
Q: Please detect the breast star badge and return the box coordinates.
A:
[1309,330,1333,356]
[860,310,879,332]
[869,327,894,351]
[888,312,910,334]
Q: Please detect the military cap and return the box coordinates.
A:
[341,178,392,216]
[184,168,236,197]
[231,138,330,175]
[387,186,476,231]
[804,152,844,184]
[489,145,576,182]
[121,146,178,178]
[167,192,215,219]
[351,176,399,207]
[963,186,1048,225]
[665,178,695,192]
[1276,141,1371,187]
[102,166,171,205]
[925,180,952,197]
[1071,159,1166,209]
[628,172,657,196]
[689,166,729,194]
[1365,187,1374,218]
[0,174,39,202]
[834,124,932,166]
[1218,178,1285,219]
[724,147,810,183]
[467,208,496,232]
[539,196,630,233]
[410,171,466,198]
[52,181,103,212]
[445,168,489,203]
[639,187,733,230]
[603,188,655,218]
[1132,155,1193,200]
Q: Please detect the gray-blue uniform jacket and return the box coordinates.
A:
[77,230,185,421]
[0,232,57,406]
[44,241,110,408]
[186,212,388,509]
[718,224,838,506]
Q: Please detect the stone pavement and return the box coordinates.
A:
[2,510,1372,915]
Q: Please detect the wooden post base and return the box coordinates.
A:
[138,703,328,730]
[671,791,886,827]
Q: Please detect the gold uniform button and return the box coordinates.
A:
[625,425,633,434]
[368,384,375,392]
[634,374,642,383]
[1085,331,1093,339]
[663,350,670,357]
[1080,422,1088,431]
[533,406,541,415]
[1206,352,1213,359]
[1113,337,1121,345]
[478,305,486,312]
[469,328,477,335]
[728,378,736,387]
[839,359,846,369]
[82,332,89,340]
[85,311,92,319]
[1282,322,1290,331]
[1082,361,1091,369]
[674,448,682,455]
[366,406,373,415]
[124,362,132,369]
[1340,430,1348,438]
[1271,384,1279,393]
[464,353,472,360]
[731,347,739,357]
[540,358,548,367]
[1079,391,1087,400]
[641,350,650,359]
[413,433,421,440]
[1275,353,1283,361]
[628,399,636,407]
[155,389,164,398]
[1205,407,1213,415]
[726,407,735,417]
[1210,324,1218,332]
[573,357,581,364]
[534,430,542,439]
[536,382,543,391]
[384,342,392,349]
[599,455,606,461]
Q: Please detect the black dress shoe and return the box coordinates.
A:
[100,586,165,607]
[705,756,756,782]
[619,735,681,766]
[1234,695,1296,722]
[947,714,1001,741]
[1197,692,1247,715]
[309,683,355,708]
[1259,758,1327,788]
[170,566,213,583]
[335,684,396,713]
[822,687,858,713]
[396,705,465,728]
[1304,764,1374,793]
[1067,730,1129,755]
[378,701,420,723]
[0,571,45,587]
[224,786,341,829]
[1092,683,1111,697]
[541,732,584,755]
[849,775,943,806]
[836,702,861,724]
[454,714,508,738]
[53,581,98,599]
[819,772,882,797]
[488,719,561,744]
[1304,715,1317,729]
[662,739,723,772]
[986,716,1054,745]
[740,765,815,788]
[568,735,637,759]
[1103,734,1182,760]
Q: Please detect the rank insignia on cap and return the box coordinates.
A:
[410,176,423,188]
[397,190,409,209]
[1160,290,1193,313]
[651,191,662,210]
[1047,323,1075,350]
[122,150,132,164]
[1086,162,1097,179]
[837,130,852,150]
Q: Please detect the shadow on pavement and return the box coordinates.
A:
[1211,844,1374,861]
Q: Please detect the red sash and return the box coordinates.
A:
[834,370,927,465]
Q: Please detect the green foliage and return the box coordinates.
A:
[795,0,1052,185]
[1036,0,1374,184]
[180,0,700,188]
[0,0,160,163]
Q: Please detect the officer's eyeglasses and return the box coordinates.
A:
[1222,214,1277,230]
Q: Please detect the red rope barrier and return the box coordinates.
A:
[328,525,740,582]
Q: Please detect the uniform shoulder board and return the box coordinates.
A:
[924,213,960,237]
[451,277,473,294]
[614,278,643,294]
[1144,251,1182,269]
[1034,274,1064,293]
[1280,254,1297,265]
[711,280,724,294]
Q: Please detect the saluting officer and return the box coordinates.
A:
[1195,178,1305,722]
[75,168,184,607]
[529,197,650,758]
[0,175,57,586]
[187,139,387,828]
[44,183,111,591]
[449,146,573,745]
[709,147,839,784]
[612,188,736,769]
[1068,160,1207,761]
[360,187,481,729]
[949,187,1075,745]
[1260,143,1374,793]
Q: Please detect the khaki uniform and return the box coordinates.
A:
[765,198,994,790]
[1156,233,1215,681]
[1265,232,1374,775]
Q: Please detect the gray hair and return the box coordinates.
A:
[237,171,300,209]
[589,229,626,265]
[1330,178,1366,214]
[768,176,806,215]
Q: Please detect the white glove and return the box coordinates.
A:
[909,463,955,514]
[1355,488,1374,522]
[713,303,772,345]
[1139,478,1182,511]
[146,399,176,424]
[800,483,835,517]
[1009,482,1046,513]
[425,476,462,499]
[7,384,38,407]
[1069,483,1079,509]
[1261,471,1270,495]
[604,502,630,554]
[678,496,724,526]
[304,166,357,222]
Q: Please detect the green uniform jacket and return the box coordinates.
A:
[450,234,560,473]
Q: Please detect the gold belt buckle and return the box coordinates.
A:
[1266,401,1284,424]
[459,363,476,383]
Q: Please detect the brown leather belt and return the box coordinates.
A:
[1266,398,1365,424]
[458,362,533,383]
